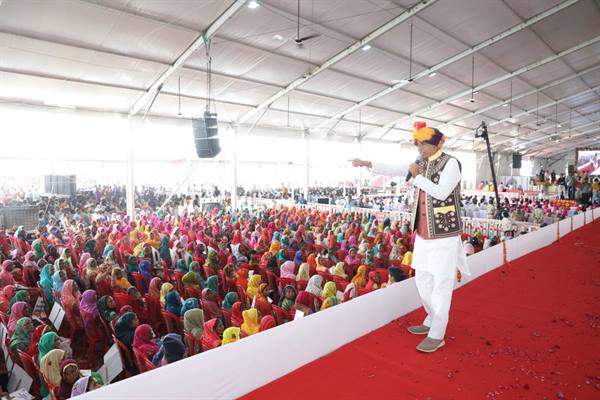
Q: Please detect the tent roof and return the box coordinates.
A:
[1,0,599,157]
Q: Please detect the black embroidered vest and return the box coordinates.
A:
[410,152,462,239]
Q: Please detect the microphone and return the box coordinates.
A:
[406,157,423,181]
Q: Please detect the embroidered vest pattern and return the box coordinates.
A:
[410,153,462,239]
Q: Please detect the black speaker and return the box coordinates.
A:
[44,175,76,196]
[512,153,522,169]
[192,111,221,158]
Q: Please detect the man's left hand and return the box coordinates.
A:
[409,163,420,178]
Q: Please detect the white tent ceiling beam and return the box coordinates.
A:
[526,130,600,158]
[314,0,582,132]
[482,87,600,147]
[78,0,444,104]
[0,31,414,123]
[445,64,600,148]
[497,118,600,153]
[42,3,449,124]
[0,63,453,138]
[260,1,514,119]
[451,96,600,153]
[484,84,600,131]
[520,125,600,154]
[128,0,246,115]
[235,0,439,124]
[483,104,600,151]
[479,98,600,146]
[376,34,600,140]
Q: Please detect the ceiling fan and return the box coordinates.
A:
[294,0,319,47]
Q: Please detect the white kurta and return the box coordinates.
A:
[373,156,469,340]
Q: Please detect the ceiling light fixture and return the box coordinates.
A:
[247,1,260,9]
[535,92,541,126]
[272,34,284,41]
[177,74,182,116]
[469,55,476,103]
[362,44,372,51]
[407,20,414,82]
[429,72,437,77]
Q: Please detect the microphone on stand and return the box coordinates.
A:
[406,157,423,181]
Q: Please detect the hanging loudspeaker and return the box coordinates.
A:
[512,153,522,169]
[192,111,221,158]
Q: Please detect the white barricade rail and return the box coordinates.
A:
[291,203,540,237]
[78,208,599,400]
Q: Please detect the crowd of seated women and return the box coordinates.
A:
[0,205,427,398]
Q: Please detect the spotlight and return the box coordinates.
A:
[247,1,260,9]
[362,44,372,51]
[428,72,437,77]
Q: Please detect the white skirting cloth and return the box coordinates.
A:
[412,234,469,340]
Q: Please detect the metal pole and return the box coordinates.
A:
[482,131,502,218]
[356,136,362,201]
[231,126,238,210]
[304,130,309,200]
[126,115,135,219]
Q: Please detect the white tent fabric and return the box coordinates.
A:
[0,0,599,158]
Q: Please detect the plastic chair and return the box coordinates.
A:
[203,265,217,278]
[275,277,296,294]
[236,284,248,307]
[317,270,333,282]
[98,315,113,343]
[133,347,153,373]
[18,350,41,399]
[22,267,37,287]
[62,303,83,341]
[296,280,308,291]
[221,309,232,328]
[376,268,389,283]
[143,294,164,335]
[332,275,348,292]
[131,272,149,295]
[143,356,156,371]
[271,305,289,325]
[265,270,279,303]
[111,334,136,377]
[173,271,185,295]
[184,286,202,300]
[161,310,183,334]
[0,311,8,325]
[161,260,171,285]
[113,292,134,310]
[52,290,62,306]
[80,309,109,363]
[184,332,203,356]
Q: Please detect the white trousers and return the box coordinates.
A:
[415,268,456,340]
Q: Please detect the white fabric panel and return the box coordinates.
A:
[559,218,573,238]
[573,213,585,230]
[79,277,422,400]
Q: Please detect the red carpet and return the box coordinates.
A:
[242,220,600,400]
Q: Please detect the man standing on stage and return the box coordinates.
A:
[352,122,469,353]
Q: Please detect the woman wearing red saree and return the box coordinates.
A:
[254,284,273,318]
[230,301,244,327]
[201,318,224,351]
